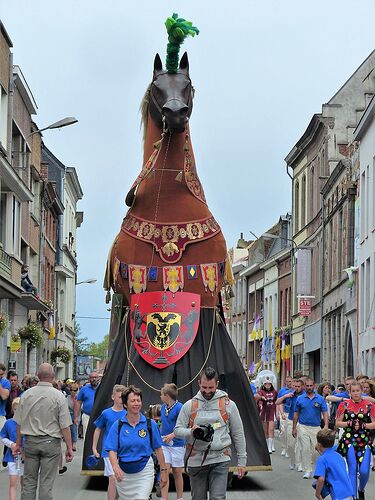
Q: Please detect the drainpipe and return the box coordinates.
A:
[320,192,325,383]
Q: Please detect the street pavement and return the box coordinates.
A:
[0,438,374,499]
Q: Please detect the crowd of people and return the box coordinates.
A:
[253,373,375,500]
[0,363,246,500]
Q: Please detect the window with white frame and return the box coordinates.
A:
[0,192,21,256]
[0,85,8,150]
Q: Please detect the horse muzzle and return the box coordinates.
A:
[162,101,189,133]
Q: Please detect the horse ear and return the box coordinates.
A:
[179,52,189,72]
[153,54,163,73]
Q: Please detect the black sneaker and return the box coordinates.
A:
[59,466,67,474]
[155,480,161,497]
[358,490,365,500]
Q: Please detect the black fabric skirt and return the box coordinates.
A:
[81,302,271,473]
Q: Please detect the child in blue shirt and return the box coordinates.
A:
[160,383,185,500]
[313,428,354,500]
[92,384,127,500]
[0,397,23,500]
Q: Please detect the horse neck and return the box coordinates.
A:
[143,114,193,167]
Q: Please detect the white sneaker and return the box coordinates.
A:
[303,472,311,479]
[281,449,286,456]
[285,452,289,458]
[289,464,295,470]
[297,465,303,472]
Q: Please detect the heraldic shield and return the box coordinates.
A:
[130,291,200,369]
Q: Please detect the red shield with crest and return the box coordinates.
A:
[130,291,200,369]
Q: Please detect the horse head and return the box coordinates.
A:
[148,52,193,134]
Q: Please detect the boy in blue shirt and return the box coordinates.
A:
[160,383,185,500]
[0,397,23,500]
[92,384,127,500]
[313,428,354,500]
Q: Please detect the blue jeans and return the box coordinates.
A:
[69,411,77,444]
[188,461,230,500]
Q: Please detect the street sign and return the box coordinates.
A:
[299,297,311,317]
[8,360,16,370]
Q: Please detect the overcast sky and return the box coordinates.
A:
[1,1,374,343]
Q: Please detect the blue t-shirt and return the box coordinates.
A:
[277,387,294,412]
[0,418,22,463]
[106,413,162,463]
[287,391,305,420]
[0,377,11,417]
[314,447,354,500]
[77,384,97,416]
[250,383,257,395]
[160,401,185,448]
[94,407,127,458]
[295,393,328,426]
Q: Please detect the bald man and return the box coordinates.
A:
[13,363,73,500]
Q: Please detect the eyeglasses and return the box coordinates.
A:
[71,390,78,392]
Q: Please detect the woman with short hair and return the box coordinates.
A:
[106,385,167,500]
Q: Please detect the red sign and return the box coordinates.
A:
[130,291,200,369]
[299,297,311,317]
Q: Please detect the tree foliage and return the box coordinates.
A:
[73,320,89,355]
[73,321,109,360]
[87,335,109,360]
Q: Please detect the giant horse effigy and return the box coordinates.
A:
[82,14,271,474]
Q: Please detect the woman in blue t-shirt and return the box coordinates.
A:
[106,385,167,500]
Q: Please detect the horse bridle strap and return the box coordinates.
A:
[149,82,193,117]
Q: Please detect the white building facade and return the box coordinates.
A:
[355,96,375,376]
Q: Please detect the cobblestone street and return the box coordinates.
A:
[1,438,373,499]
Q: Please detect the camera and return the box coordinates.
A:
[192,424,214,442]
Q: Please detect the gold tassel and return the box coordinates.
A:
[153,138,162,150]
[175,171,183,182]
[184,133,189,151]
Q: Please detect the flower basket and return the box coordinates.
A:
[51,346,71,364]
[18,322,43,348]
[0,313,9,336]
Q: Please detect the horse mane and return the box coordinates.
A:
[140,83,151,142]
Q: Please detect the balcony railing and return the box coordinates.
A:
[0,247,12,279]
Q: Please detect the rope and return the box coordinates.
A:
[149,131,171,268]
[124,307,216,392]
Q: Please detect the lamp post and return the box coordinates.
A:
[76,278,97,285]
[28,117,78,139]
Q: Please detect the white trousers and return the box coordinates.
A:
[82,413,90,440]
[0,416,6,470]
[279,415,288,450]
[297,424,319,473]
[285,419,296,465]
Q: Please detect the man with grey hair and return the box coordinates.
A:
[13,363,73,500]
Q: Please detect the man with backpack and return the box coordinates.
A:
[174,367,246,500]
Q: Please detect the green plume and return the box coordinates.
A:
[165,13,199,73]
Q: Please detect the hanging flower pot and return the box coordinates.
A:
[50,346,71,364]
[18,321,43,348]
[0,313,10,336]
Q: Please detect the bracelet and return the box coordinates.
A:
[160,468,168,471]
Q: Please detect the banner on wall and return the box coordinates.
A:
[298,297,312,317]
